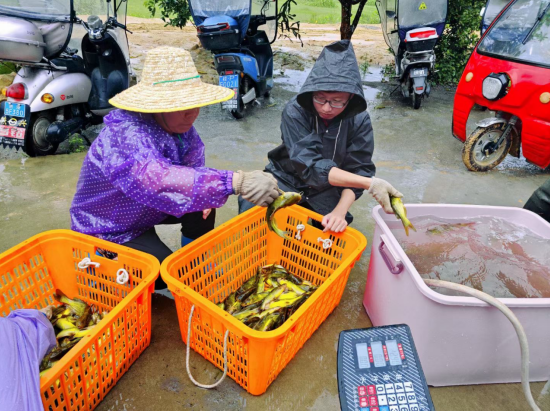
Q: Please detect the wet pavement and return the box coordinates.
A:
[1,76,549,410]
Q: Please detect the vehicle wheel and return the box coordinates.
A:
[412,92,422,109]
[462,123,513,172]
[263,90,271,98]
[231,76,250,120]
[230,102,245,119]
[24,111,58,157]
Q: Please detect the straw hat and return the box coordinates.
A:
[109,46,235,113]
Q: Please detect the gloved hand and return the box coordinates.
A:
[368,177,403,214]
[39,305,56,320]
[233,170,279,207]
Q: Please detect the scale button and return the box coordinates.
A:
[360,408,370,411]
[379,407,390,411]
[378,395,388,406]
[376,384,386,394]
[409,405,420,411]
[387,394,398,405]
[358,386,367,396]
[369,396,378,406]
[403,382,414,393]
[389,406,400,411]
[406,393,417,403]
[399,406,410,411]
[360,397,369,407]
[385,384,395,394]
[397,393,407,404]
[367,385,376,395]
[395,383,405,393]
[371,408,380,411]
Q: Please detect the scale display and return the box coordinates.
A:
[337,324,435,411]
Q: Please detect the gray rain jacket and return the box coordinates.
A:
[266,40,375,221]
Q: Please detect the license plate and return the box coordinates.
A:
[219,75,239,89]
[0,101,30,147]
[4,101,26,117]
[411,68,428,78]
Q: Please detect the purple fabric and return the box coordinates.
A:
[0,310,57,411]
[70,110,234,244]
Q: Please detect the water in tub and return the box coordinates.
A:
[389,216,550,298]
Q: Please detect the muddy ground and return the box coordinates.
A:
[1,20,550,411]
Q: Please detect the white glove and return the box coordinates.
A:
[233,170,279,207]
[368,177,403,213]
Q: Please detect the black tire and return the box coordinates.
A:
[412,92,422,109]
[230,102,245,119]
[263,90,271,98]
[24,111,58,157]
[230,76,249,120]
[462,123,513,172]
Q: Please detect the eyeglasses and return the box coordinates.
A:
[312,95,350,109]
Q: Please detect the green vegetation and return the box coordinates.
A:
[433,0,486,85]
[127,0,380,25]
[68,135,88,154]
[0,62,17,75]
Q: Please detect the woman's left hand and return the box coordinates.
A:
[203,209,212,219]
[322,212,348,233]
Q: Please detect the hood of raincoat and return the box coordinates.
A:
[296,40,366,117]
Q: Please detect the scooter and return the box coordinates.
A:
[189,0,277,119]
[0,0,133,156]
[453,0,550,171]
[376,0,447,109]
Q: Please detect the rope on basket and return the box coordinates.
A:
[116,268,129,285]
[78,257,100,269]
[186,305,229,389]
[295,224,306,240]
[317,237,333,249]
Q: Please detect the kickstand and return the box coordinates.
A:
[389,85,400,96]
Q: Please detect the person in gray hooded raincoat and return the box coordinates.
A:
[239,40,402,233]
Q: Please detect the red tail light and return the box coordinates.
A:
[197,25,203,33]
[6,83,27,100]
[225,70,234,75]
[409,30,437,39]
[217,23,230,31]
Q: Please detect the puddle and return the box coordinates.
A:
[274,68,311,92]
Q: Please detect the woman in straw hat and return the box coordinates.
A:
[70,47,278,290]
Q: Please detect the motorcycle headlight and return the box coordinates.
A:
[482,73,509,101]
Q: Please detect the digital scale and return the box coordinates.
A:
[337,324,435,411]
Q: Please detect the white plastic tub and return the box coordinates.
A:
[363,204,550,386]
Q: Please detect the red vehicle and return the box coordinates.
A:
[452,0,550,171]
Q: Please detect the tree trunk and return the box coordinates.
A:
[340,0,352,40]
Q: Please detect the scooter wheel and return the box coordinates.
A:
[25,111,59,157]
[462,123,512,172]
[412,92,422,109]
[230,106,245,120]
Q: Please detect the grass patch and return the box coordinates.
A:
[127,1,380,25]
[68,134,88,153]
[0,62,17,75]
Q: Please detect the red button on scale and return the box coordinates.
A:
[359,397,369,407]
[358,386,367,397]
[383,345,389,362]
[367,385,376,395]
[371,407,380,411]
[369,396,378,406]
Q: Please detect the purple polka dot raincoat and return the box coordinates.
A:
[70,109,234,244]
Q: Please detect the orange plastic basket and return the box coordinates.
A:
[0,229,160,411]
[161,205,367,395]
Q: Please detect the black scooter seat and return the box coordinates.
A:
[50,56,87,74]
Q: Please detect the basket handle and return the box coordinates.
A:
[379,234,404,275]
[186,305,229,389]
